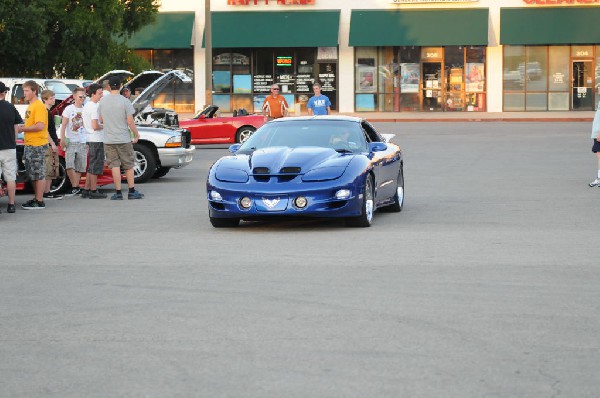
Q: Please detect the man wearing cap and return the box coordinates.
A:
[0,81,24,214]
[97,76,144,200]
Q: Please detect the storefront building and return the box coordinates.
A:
[136,0,600,114]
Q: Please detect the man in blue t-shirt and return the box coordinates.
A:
[307,82,331,116]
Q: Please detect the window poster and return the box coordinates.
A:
[400,63,419,93]
[233,74,252,93]
[466,63,485,92]
[213,71,231,93]
[356,94,375,111]
[317,47,338,61]
[213,95,231,112]
[254,95,267,112]
[357,66,376,92]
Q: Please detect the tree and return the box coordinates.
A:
[0,0,158,79]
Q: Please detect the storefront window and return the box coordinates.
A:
[398,47,420,112]
[526,47,547,92]
[355,47,377,111]
[548,46,569,111]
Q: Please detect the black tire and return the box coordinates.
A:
[346,174,375,228]
[50,156,70,194]
[383,165,404,213]
[210,217,240,228]
[152,166,171,179]
[235,126,256,144]
[132,143,157,184]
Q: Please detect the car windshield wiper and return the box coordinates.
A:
[334,148,353,153]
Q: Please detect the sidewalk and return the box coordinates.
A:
[336,111,595,123]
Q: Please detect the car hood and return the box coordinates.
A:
[216,146,354,178]
[132,70,192,117]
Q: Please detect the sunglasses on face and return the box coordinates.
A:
[77,96,86,99]
[271,88,279,91]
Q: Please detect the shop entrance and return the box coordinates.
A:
[572,60,594,110]
[422,62,443,111]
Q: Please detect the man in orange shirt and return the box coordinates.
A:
[17,80,49,210]
[262,84,289,121]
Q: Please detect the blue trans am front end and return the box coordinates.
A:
[207,146,368,220]
[206,116,403,227]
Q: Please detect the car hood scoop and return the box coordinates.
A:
[219,146,354,176]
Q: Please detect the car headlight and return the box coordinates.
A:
[209,190,223,201]
[334,189,351,200]
[239,197,252,209]
[294,196,307,208]
[165,135,183,147]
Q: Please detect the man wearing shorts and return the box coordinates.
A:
[97,76,144,200]
[60,87,87,196]
[0,81,24,214]
[82,83,107,199]
[41,89,63,200]
[17,80,48,210]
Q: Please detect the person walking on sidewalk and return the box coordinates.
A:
[60,87,87,196]
[41,89,63,200]
[17,80,48,210]
[97,76,144,200]
[590,103,600,187]
[262,84,288,122]
[307,82,331,116]
[0,81,23,214]
[81,83,107,199]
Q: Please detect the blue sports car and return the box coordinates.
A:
[206,116,404,227]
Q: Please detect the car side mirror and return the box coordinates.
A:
[368,142,387,153]
[199,114,206,119]
[229,144,241,153]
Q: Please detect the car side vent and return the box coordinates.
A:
[253,167,270,174]
[280,167,301,174]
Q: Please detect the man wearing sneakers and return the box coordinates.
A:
[590,100,600,187]
[81,83,107,199]
[97,76,144,200]
[60,87,87,197]
[17,80,48,210]
[41,89,63,200]
[0,81,24,214]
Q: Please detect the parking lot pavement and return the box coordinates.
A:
[1,122,599,397]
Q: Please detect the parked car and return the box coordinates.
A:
[8,70,196,194]
[206,116,404,228]
[2,78,72,117]
[179,105,265,145]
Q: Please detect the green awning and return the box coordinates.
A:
[127,12,195,49]
[501,7,600,45]
[349,9,489,47]
[211,11,340,48]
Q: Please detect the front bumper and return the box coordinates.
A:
[158,145,195,169]
[207,181,363,220]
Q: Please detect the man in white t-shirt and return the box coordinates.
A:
[81,83,107,199]
[60,87,87,196]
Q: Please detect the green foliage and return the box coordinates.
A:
[0,0,158,78]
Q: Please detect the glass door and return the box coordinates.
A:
[422,62,443,111]
[572,60,594,110]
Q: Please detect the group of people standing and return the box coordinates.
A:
[0,76,144,216]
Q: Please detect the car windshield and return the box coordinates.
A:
[238,119,368,153]
[45,81,72,95]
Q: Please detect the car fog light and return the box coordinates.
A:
[240,196,252,209]
[335,189,351,200]
[210,190,223,201]
[294,196,307,208]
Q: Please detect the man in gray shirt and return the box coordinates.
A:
[97,76,144,200]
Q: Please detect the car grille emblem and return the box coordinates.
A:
[262,197,280,209]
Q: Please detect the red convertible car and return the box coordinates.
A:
[179,105,265,145]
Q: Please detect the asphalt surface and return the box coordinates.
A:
[1,121,599,397]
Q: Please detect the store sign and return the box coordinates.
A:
[390,0,478,3]
[522,0,599,3]
[277,56,293,67]
[227,0,315,5]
